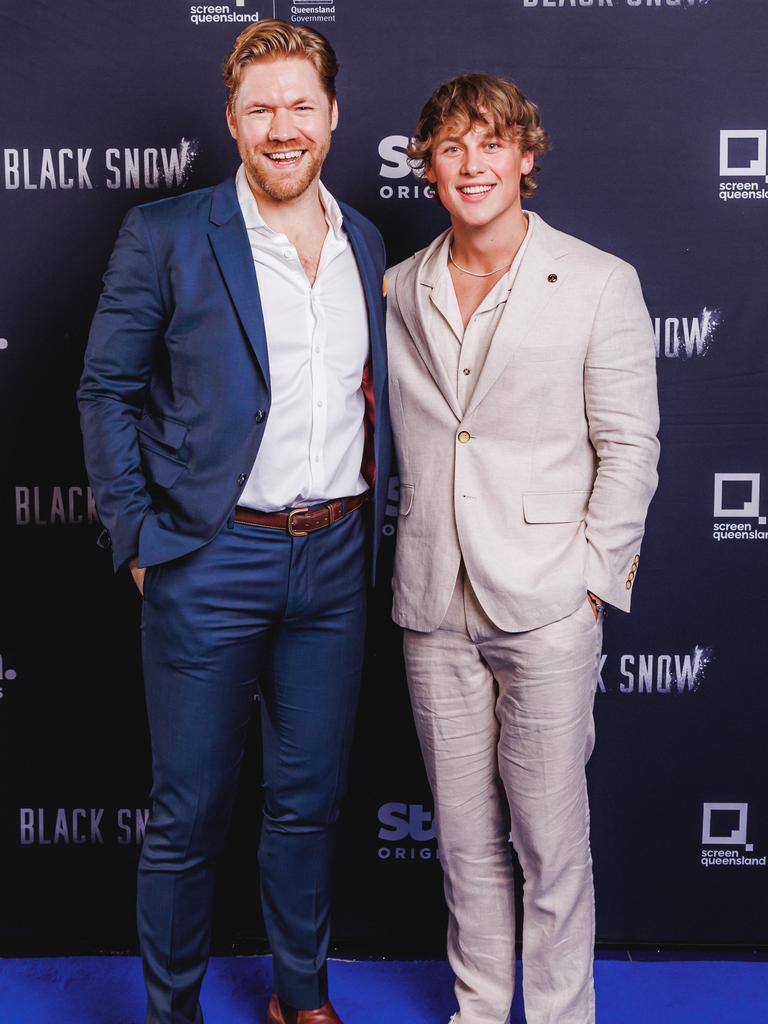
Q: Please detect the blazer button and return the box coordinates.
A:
[255,410,265,424]
[237,473,246,486]
[458,431,471,444]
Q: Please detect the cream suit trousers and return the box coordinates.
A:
[404,569,603,1024]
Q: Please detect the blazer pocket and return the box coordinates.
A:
[523,489,591,524]
[136,410,189,452]
[399,483,414,516]
[139,444,188,489]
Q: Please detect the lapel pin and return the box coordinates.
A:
[547,273,558,283]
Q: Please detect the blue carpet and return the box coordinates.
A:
[0,955,765,1023]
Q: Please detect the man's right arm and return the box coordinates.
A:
[77,206,166,572]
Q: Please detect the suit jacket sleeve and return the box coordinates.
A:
[583,261,660,611]
[77,207,166,571]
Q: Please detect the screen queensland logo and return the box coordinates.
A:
[188,0,259,26]
[712,473,768,542]
[700,803,766,869]
[718,130,768,202]
[2,139,199,191]
[378,137,435,201]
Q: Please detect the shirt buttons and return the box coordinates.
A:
[317,400,324,408]
[283,249,293,259]
[458,431,471,444]
[315,346,321,354]
[463,368,471,376]
[237,473,246,486]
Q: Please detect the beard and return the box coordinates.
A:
[242,136,330,203]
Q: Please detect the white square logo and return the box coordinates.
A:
[713,472,764,521]
[702,802,752,850]
[719,130,768,179]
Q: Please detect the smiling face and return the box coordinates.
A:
[425,121,534,232]
[226,55,338,203]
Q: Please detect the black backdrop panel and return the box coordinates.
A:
[1,0,767,952]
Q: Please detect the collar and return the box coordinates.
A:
[420,210,536,291]
[235,163,345,242]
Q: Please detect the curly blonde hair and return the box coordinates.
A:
[408,73,550,198]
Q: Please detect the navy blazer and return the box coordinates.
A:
[78,177,391,579]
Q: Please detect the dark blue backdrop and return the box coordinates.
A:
[1,0,766,954]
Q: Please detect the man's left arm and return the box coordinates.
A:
[583,261,660,612]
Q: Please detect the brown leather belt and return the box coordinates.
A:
[234,494,367,537]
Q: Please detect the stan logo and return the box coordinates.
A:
[0,652,17,702]
[718,130,768,202]
[377,137,434,201]
[377,802,439,861]
[700,803,765,868]
[382,476,400,537]
[0,654,16,682]
[713,473,768,541]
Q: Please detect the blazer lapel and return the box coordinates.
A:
[395,231,463,422]
[343,215,388,423]
[464,212,568,420]
[208,178,271,391]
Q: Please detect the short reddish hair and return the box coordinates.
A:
[222,19,339,112]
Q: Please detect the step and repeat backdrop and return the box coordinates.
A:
[1,0,767,954]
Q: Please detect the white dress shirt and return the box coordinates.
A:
[235,164,370,511]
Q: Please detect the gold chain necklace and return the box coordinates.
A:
[448,245,513,278]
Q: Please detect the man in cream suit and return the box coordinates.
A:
[386,74,659,1024]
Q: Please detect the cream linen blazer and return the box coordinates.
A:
[386,211,660,633]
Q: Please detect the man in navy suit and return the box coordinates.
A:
[78,21,390,1024]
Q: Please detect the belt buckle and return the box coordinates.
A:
[287,507,309,537]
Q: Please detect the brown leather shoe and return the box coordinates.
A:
[266,993,343,1024]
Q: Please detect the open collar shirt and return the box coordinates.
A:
[424,213,534,412]
[235,164,370,512]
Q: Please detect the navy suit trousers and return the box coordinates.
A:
[137,507,367,1024]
